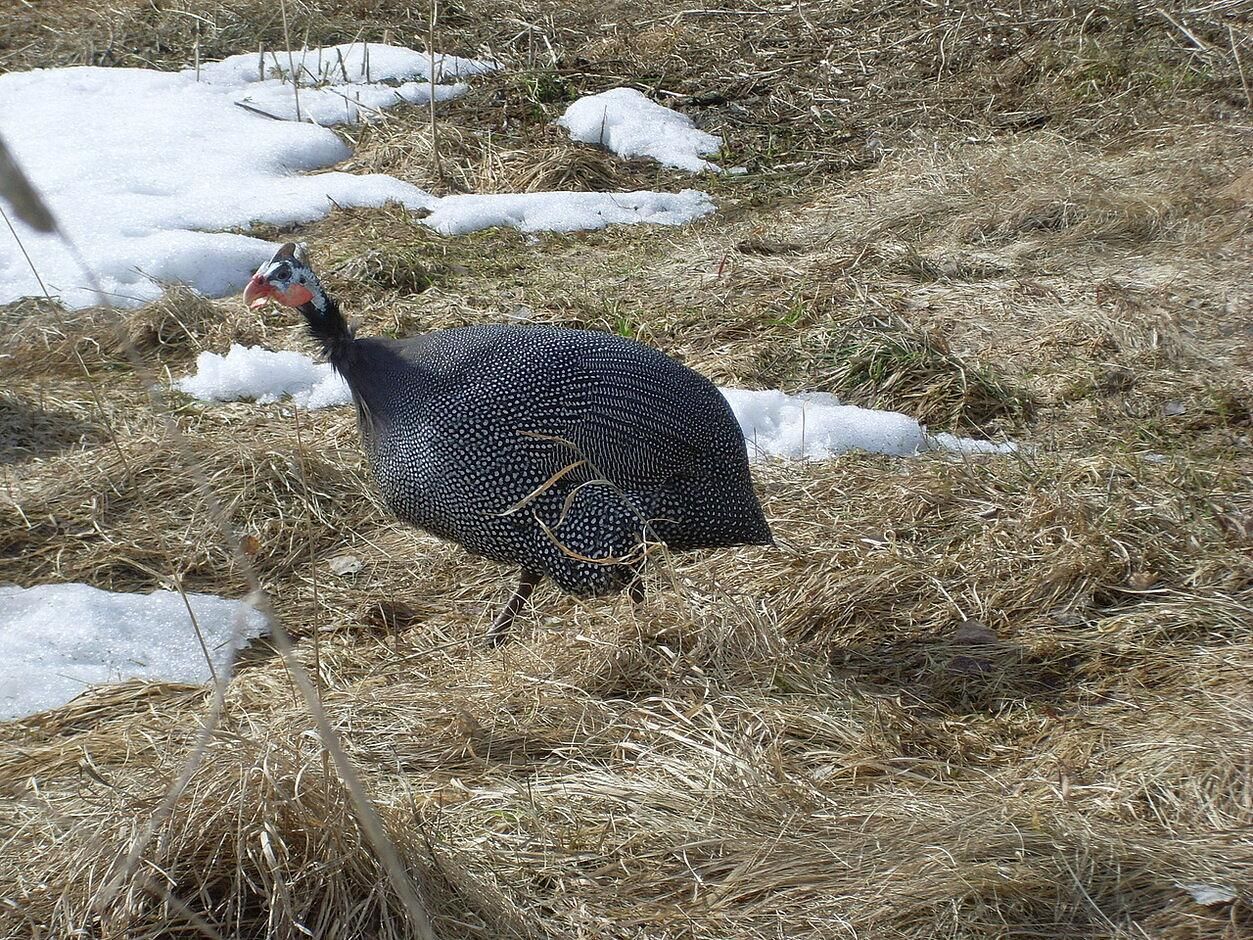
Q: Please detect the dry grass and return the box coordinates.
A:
[3,444,1250,937]
[2,0,1252,938]
[815,313,1034,432]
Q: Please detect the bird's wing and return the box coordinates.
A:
[535,342,726,486]
[386,326,728,485]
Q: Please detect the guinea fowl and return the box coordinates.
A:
[244,243,772,644]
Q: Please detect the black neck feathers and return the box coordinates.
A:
[298,290,354,364]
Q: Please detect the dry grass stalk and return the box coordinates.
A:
[0,136,57,233]
[278,0,301,123]
[427,0,442,183]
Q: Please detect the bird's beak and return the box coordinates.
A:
[243,273,271,309]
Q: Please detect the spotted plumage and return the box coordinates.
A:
[245,243,772,642]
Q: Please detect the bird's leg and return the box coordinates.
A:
[485,569,542,647]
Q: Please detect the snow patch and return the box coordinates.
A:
[724,389,927,458]
[1181,884,1238,906]
[0,54,454,309]
[0,583,268,720]
[224,78,471,125]
[1,52,717,310]
[176,346,1015,459]
[557,88,722,173]
[423,189,715,236]
[926,432,1019,455]
[188,42,496,126]
[176,343,351,409]
[725,389,1018,458]
[189,43,495,87]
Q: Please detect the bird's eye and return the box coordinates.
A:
[272,262,292,280]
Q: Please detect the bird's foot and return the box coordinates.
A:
[484,569,541,647]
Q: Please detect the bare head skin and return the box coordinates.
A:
[242,242,324,311]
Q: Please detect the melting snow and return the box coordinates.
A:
[222,78,469,125]
[175,343,352,410]
[724,389,1016,457]
[0,47,712,311]
[424,189,714,236]
[186,42,493,125]
[723,388,925,457]
[176,345,1016,459]
[0,583,268,720]
[189,43,495,87]
[926,432,1019,455]
[0,57,445,309]
[558,88,722,173]
[1181,884,1238,906]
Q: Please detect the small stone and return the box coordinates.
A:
[946,620,1007,677]
[1162,400,1187,417]
[1181,883,1237,906]
[952,619,998,644]
[328,554,362,576]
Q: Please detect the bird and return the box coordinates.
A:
[243,242,772,644]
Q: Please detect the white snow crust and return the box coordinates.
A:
[723,388,926,457]
[2,47,710,311]
[187,43,491,125]
[557,88,722,172]
[424,189,715,235]
[0,59,444,309]
[190,43,495,87]
[224,78,470,125]
[175,343,351,410]
[0,583,268,720]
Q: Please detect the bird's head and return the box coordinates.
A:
[243,242,325,312]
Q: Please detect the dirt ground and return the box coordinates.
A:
[1,2,1250,938]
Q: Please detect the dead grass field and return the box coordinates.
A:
[1,1,1250,938]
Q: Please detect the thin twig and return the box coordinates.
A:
[319,85,390,118]
[0,206,137,482]
[278,0,302,122]
[1156,8,1215,54]
[428,0,442,182]
[0,204,54,299]
[534,514,652,566]
[265,614,437,939]
[1230,24,1252,109]
[233,100,285,121]
[98,659,232,918]
[74,349,133,476]
[171,577,217,685]
[291,407,323,711]
[497,458,588,517]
